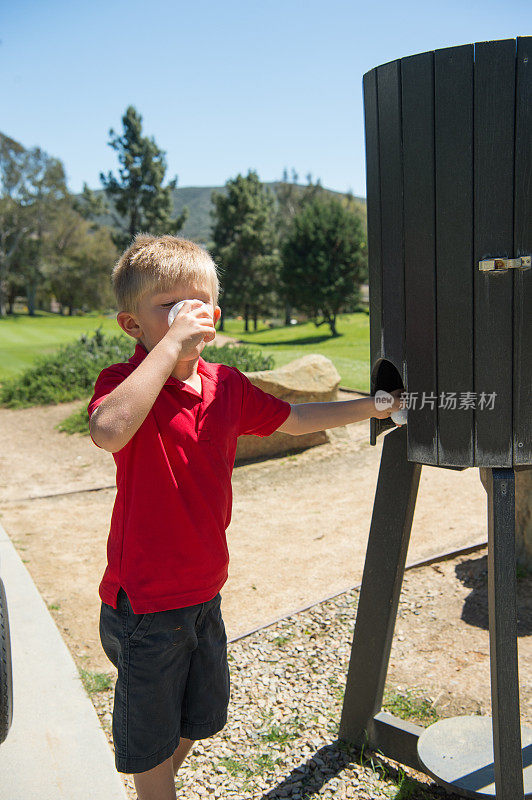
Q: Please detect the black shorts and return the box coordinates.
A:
[99,587,230,774]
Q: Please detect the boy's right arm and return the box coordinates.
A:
[89,302,215,453]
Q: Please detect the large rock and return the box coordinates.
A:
[235,354,341,463]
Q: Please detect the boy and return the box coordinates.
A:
[89,233,402,800]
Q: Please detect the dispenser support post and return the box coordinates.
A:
[339,425,422,764]
[480,467,524,800]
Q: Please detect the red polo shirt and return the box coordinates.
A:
[88,343,291,613]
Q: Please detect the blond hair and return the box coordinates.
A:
[112,234,220,312]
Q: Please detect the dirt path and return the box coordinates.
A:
[0,387,494,674]
[1,375,531,740]
[2,379,531,800]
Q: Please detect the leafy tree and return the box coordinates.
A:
[22,149,70,314]
[0,197,24,316]
[100,106,187,248]
[275,169,323,238]
[274,169,324,324]
[0,136,119,316]
[46,206,117,314]
[0,137,32,316]
[0,142,70,315]
[211,171,280,332]
[281,194,367,336]
[73,184,108,226]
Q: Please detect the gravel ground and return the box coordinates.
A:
[91,582,472,800]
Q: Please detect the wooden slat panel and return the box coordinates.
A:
[377,60,405,381]
[513,36,532,466]
[364,67,386,448]
[435,44,475,467]
[402,51,438,465]
[474,39,515,467]
[364,68,383,379]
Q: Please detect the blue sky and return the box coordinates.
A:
[1,0,530,197]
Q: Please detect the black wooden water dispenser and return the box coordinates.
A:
[339,37,531,799]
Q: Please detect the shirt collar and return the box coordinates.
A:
[128,342,148,367]
[127,342,218,394]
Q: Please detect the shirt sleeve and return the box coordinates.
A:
[235,368,292,437]
[87,365,130,418]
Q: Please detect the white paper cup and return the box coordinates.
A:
[167,301,186,326]
[391,407,408,425]
[167,300,210,327]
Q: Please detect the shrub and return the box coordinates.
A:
[0,329,134,408]
[57,406,90,435]
[54,338,274,435]
[201,343,273,372]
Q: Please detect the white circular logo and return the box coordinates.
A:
[374,389,394,410]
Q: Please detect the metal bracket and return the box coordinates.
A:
[479,256,531,272]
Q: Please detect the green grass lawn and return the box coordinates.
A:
[0,311,372,392]
[0,312,128,381]
[221,313,371,391]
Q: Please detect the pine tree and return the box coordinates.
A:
[211,171,280,332]
[100,106,187,248]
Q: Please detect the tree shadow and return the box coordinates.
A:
[234,446,318,469]
[259,739,460,799]
[1,311,48,320]
[259,741,344,798]
[455,555,532,636]
[236,334,343,347]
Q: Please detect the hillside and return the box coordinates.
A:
[172,182,367,244]
[78,182,366,245]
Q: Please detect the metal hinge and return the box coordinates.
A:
[479,255,531,272]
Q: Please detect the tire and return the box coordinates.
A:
[0,576,13,745]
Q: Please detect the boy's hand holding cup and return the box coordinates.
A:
[166,299,216,360]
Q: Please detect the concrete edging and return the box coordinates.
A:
[0,523,127,800]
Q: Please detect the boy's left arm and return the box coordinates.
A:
[276,389,404,436]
